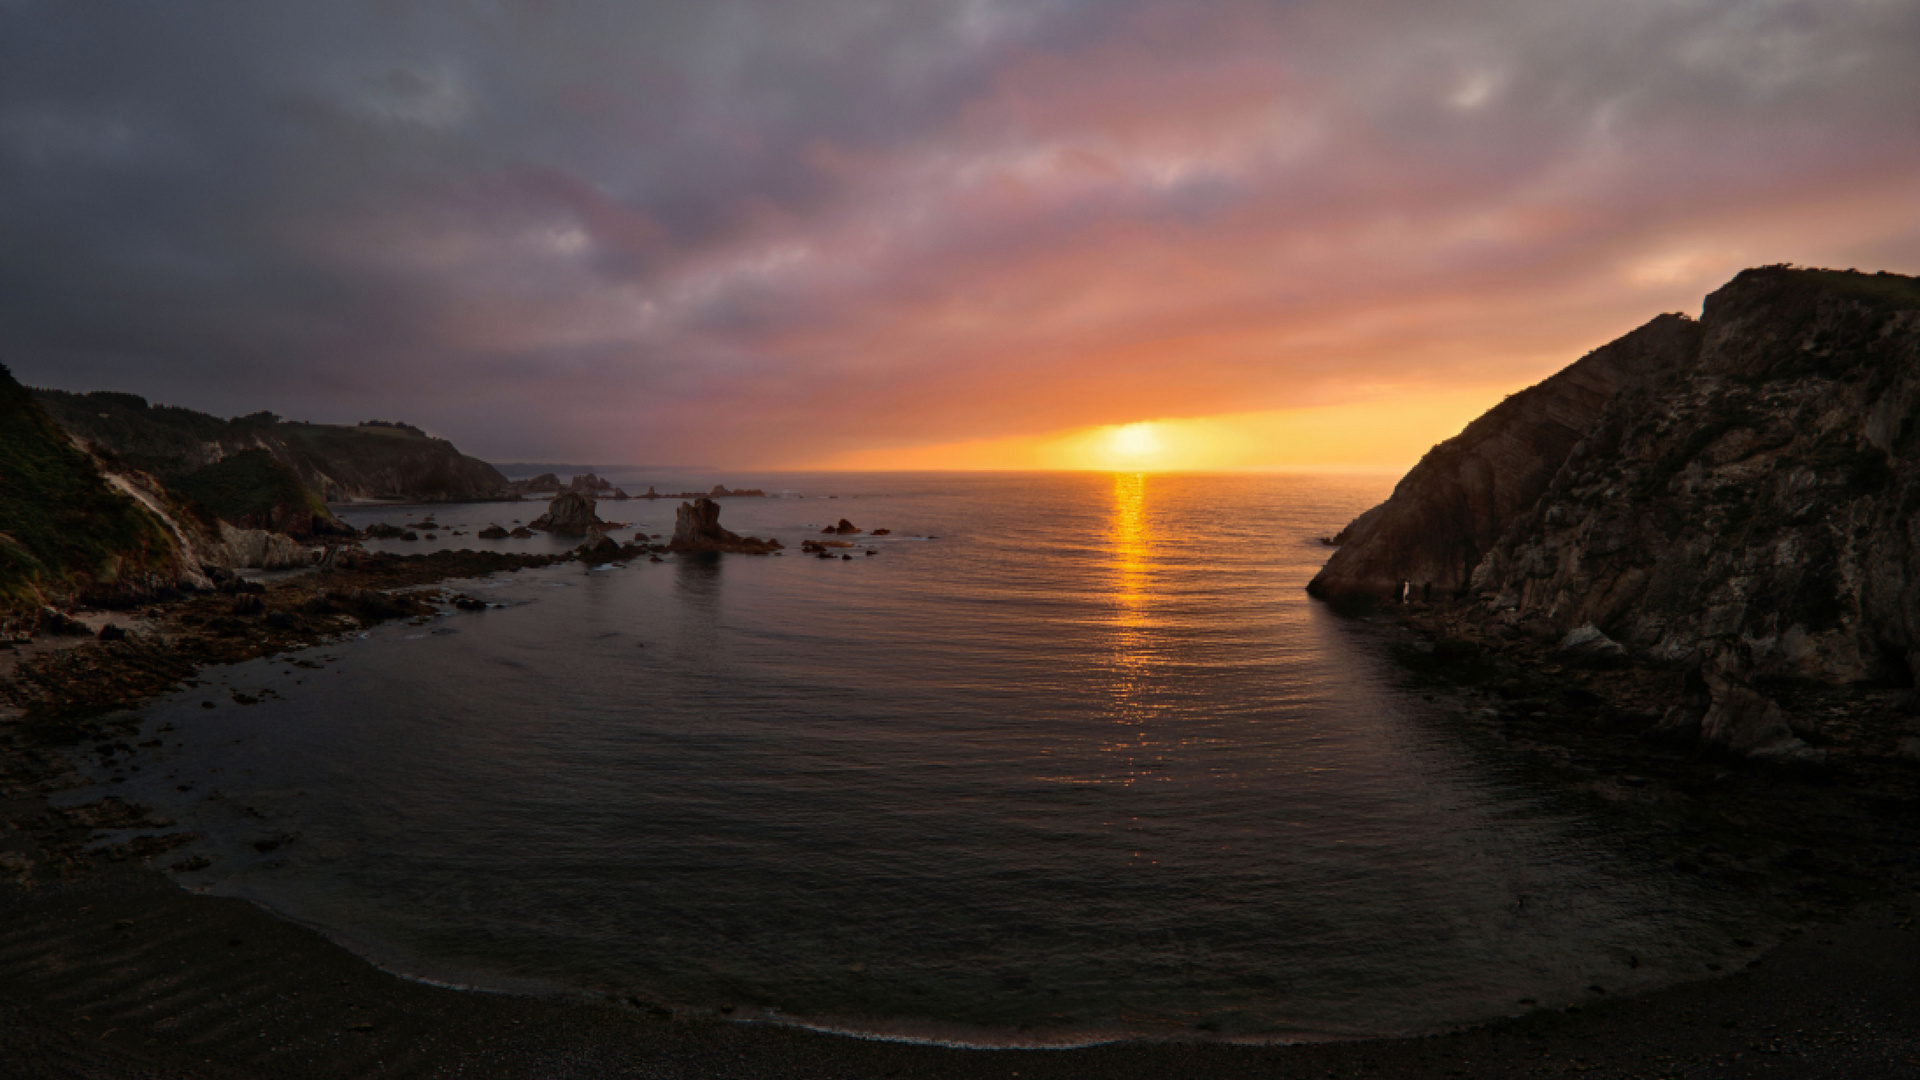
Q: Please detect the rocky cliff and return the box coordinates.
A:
[1471,268,1920,685]
[34,391,508,503]
[1314,267,1920,757]
[1308,313,1700,600]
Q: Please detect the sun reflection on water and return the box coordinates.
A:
[1111,471,1148,628]
[1105,472,1158,785]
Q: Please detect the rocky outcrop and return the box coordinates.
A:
[510,472,630,499]
[822,519,861,535]
[667,498,781,554]
[529,492,606,537]
[1314,267,1920,761]
[1308,314,1701,600]
[214,523,321,571]
[1470,269,1920,688]
[577,526,621,561]
[565,473,628,499]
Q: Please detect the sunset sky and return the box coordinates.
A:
[4,1,1918,470]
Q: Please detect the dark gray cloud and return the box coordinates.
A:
[2,0,1917,464]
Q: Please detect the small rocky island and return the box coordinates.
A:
[666,497,781,554]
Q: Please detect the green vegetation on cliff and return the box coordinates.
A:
[34,390,508,504]
[0,366,176,611]
[171,450,340,537]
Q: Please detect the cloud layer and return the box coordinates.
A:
[4,0,1918,465]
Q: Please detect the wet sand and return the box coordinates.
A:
[1,853,1916,1079]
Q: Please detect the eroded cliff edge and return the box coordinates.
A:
[1308,311,1701,600]
[1311,266,1920,760]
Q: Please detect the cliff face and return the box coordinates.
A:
[33,392,508,503]
[1307,313,1700,599]
[1318,266,1920,693]
[1472,269,1920,686]
[0,366,194,611]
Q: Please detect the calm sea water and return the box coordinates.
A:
[79,472,1764,1045]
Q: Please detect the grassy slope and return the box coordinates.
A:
[0,367,176,611]
[34,391,507,502]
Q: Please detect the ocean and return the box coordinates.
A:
[72,471,1766,1046]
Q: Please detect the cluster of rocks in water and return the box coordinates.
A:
[501,473,770,502]
[350,490,901,566]
[641,483,766,499]
[506,472,631,500]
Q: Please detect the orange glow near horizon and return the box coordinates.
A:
[803,384,1511,473]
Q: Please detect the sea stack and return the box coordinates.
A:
[667,498,782,554]
[529,491,604,536]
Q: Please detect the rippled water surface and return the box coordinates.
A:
[89,472,1762,1044]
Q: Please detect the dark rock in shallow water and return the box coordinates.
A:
[362,523,405,539]
[509,526,535,539]
[668,498,781,554]
[822,519,860,535]
[529,491,606,537]
[477,525,509,540]
[577,527,621,561]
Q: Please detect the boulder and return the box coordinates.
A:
[667,498,782,554]
[529,491,605,537]
[1698,681,1822,763]
[477,525,509,540]
[578,527,621,561]
[509,526,535,539]
[823,519,860,535]
[1557,624,1628,662]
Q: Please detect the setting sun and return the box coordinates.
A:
[1106,423,1164,466]
[808,385,1511,473]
